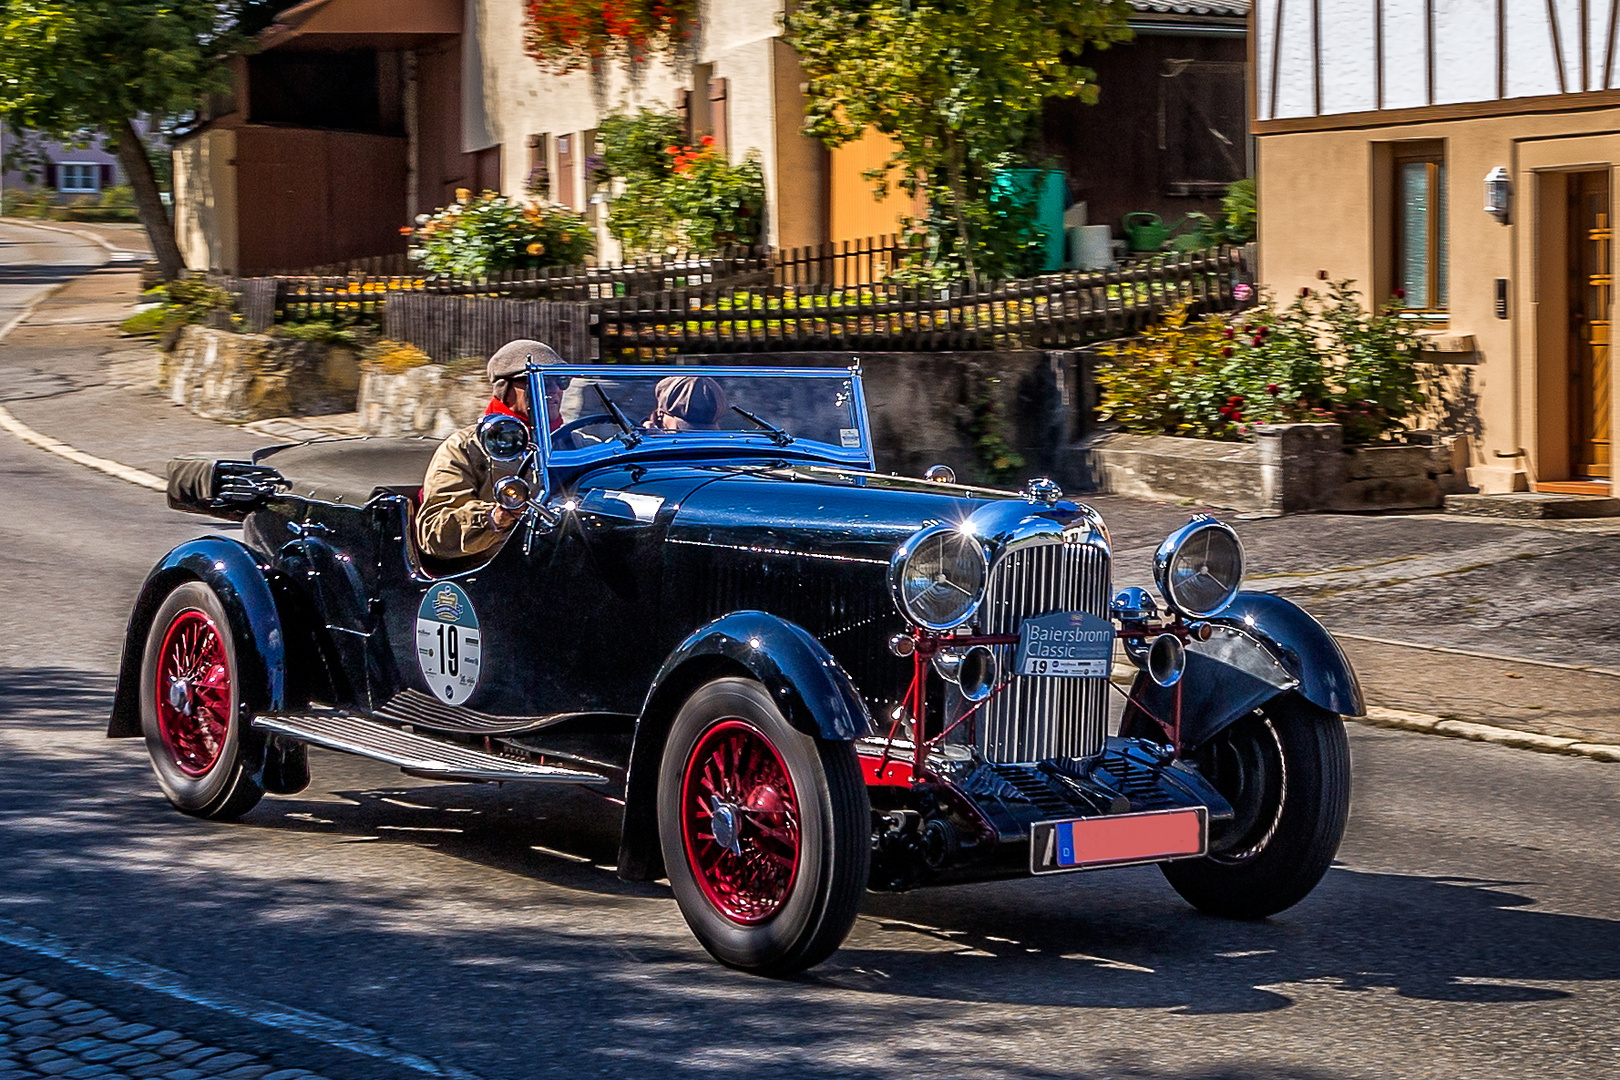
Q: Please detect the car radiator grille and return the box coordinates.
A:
[972,539,1111,763]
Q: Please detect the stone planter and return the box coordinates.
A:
[160,326,359,422]
[357,361,488,437]
[1091,423,1471,513]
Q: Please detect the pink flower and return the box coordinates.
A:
[1233,283,1253,301]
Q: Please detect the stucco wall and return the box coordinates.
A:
[173,129,238,273]
[1256,106,1620,493]
[465,0,827,250]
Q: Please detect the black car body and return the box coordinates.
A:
[112,364,1362,975]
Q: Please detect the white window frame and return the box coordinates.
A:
[57,162,100,193]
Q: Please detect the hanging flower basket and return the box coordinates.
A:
[523,0,696,73]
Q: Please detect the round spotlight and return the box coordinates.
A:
[1153,517,1245,618]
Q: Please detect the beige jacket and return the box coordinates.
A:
[416,425,522,559]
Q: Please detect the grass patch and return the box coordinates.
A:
[119,307,167,336]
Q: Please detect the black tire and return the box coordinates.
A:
[1161,695,1350,919]
[657,677,869,976]
[139,582,265,820]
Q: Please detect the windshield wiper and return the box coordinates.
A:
[731,406,794,446]
[594,385,642,447]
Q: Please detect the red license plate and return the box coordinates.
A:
[1030,807,1207,874]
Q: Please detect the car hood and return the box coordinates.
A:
[667,464,1037,561]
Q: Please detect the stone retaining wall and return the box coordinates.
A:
[160,326,359,422]
[356,349,1097,485]
[358,363,489,438]
[1092,424,1472,512]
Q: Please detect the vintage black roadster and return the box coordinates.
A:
[112,363,1359,976]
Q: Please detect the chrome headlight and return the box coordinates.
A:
[889,525,988,631]
[1153,516,1244,618]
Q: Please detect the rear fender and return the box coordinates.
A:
[1122,591,1364,748]
[108,537,289,739]
[615,611,873,881]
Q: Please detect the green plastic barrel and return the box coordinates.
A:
[991,169,1067,273]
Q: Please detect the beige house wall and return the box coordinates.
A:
[1257,107,1620,493]
[465,0,829,253]
[172,129,238,273]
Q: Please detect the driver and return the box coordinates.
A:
[416,339,565,560]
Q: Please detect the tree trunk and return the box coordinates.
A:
[943,134,977,284]
[111,117,185,281]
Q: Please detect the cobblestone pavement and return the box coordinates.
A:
[0,976,331,1080]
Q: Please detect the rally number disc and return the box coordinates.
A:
[416,582,482,704]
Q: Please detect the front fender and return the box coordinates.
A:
[1213,592,1364,717]
[1123,592,1363,749]
[108,537,287,738]
[615,611,873,881]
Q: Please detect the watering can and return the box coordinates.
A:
[1121,212,1188,252]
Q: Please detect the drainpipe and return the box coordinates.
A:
[404,49,419,224]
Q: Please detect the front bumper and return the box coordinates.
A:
[860,736,1234,889]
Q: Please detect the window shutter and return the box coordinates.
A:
[556,133,576,210]
[45,162,57,189]
[674,89,693,145]
[101,164,114,188]
[707,78,729,156]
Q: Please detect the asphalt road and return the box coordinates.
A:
[0,222,1616,1080]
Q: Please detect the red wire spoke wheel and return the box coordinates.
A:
[657,676,869,976]
[153,610,232,776]
[680,719,802,924]
[139,582,265,820]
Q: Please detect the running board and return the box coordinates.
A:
[253,712,611,786]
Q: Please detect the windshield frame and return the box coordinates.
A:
[525,364,875,474]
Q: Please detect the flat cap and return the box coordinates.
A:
[487,339,563,385]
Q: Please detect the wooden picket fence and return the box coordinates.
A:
[595,247,1245,355]
[210,241,1247,358]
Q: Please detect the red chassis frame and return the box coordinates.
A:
[869,620,1200,787]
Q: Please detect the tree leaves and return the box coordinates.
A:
[786,0,1131,280]
[0,0,241,134]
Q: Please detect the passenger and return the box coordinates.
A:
[648,375,729,432]
[416,339,564,560]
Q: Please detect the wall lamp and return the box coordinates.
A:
[1485,167,1512,223]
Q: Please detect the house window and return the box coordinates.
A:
[1393,145,1448,313]
[1158,60,1247,196]
[57,163,100,193]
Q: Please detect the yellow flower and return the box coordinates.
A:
[526,242,546,255]
[455,188,470,202]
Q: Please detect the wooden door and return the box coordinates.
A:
[1570,171,1612,481]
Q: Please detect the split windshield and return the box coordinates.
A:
[540,367,869,464]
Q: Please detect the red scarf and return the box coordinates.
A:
[486,395,561,433]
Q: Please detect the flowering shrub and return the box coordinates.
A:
[1098,280,1425,444]
[405,190,594,278]
[597,110,765,255]
[522,0,695,73]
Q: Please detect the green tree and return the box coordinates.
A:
[0,1,251,279]
[786,0,1131,281]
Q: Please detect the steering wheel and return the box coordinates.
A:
[550,412,620,448]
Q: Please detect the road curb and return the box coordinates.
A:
[0,216,145,260]
[1359,706,1620,762]
[0,278,166,491]
[0,402,165,490]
